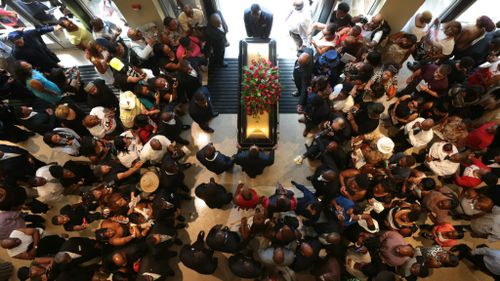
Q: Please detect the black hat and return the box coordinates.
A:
[483,172,498,186]
[49,165,64,179]
[367,102,385,116]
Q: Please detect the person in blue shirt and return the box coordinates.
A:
[9,26,61,73]
[14,60,62,105]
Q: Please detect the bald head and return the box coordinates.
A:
[372,13,383,25]
[0,238,20,249]
[150,139,162,150]
[421,119,435,130]
[112,252,127,266]
[300,242,314,257]
[322,170,337,182]
[273,247,285,265]
[209,13,221,28]
[298,52,311,66]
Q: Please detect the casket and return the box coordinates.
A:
[237,38,279,149]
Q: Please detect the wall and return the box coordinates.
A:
[379,0,424,32]
[113,0,164,28]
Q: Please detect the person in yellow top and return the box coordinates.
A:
[58,17,94,50]
[177,4,205,35]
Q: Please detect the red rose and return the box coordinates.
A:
[246,78,250,82]
[249,65,254,70]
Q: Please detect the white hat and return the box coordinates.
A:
[377,137,394,154]
[329,83,343,100]
[119,92,136,110]
[140,171,159,193]
[371,199,385,213]
[358,218,379,233]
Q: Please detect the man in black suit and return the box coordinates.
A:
[54,237,101,268]
[158,111,190,145]
[293,47,314,104]
[244,4,273,39]
[180,231,218,274]
[196,143,233,174]
[189,87,219,133]
[13,105,58,135]
[159,155,192,200]
[206,224,241,253]
[137,251,175,280]
[195,177,232,209]
[0,144,45,183]
[307,165,340,199]
[206,12,229,68]
[233,145,276,178]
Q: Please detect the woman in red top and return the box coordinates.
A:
[455,156,495,189]
[431,223,464,247]
[134,114,157,144]
[233,182,261,210]
[466,122,498,151]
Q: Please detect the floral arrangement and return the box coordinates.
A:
[241,57,281,116]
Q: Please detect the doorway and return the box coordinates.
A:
[217,0,313,59]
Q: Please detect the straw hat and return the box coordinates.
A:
[139,171,159,193]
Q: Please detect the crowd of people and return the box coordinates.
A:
[0,0,499,280]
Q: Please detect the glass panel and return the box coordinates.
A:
[15,0,65,24]
[334,0,379,16]
[0,4,55,44]
[78,0,127,30]
[456,0,500,26]
[401,0,454,32]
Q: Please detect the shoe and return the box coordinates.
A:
[179,184,190,192]
[181,125,191,130]
[212,112,220,118]
[303,128,310,137]
[291,91,300,97]
[177,192,192,200]
[406,61,420,71]
[175,223,187,229]
[202,127,215,133]
[177,138,190,145]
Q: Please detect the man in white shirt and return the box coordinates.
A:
[402,11,432,41]
[360,13,391,48]
[33,164,64,203]
[285,0,311,50]
[425,141,460,176]
[140,135,171,164]
[178,4,205,34]
[127,27,159,74]
[115,130,143,168]
[83,106,119,139]
[394,118,434,152]
[1,227,42,259]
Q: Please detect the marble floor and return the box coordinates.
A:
[0,113,498,281]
